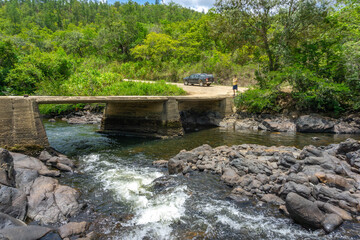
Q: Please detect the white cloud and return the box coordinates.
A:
[162,0,216,13]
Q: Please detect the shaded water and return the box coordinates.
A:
[44,121,360,239]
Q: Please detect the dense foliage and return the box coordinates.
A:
[226,0,360,114]
[0,0,359,114]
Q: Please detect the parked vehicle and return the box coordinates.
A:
[183,73,214,86]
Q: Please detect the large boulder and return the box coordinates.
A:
[296,115,335,133]
[262,118,296,132]
[321,214,343,233]
[286,192,325,229]
[27,176,80,224]
[0,225,51,240]
[0,149,15,187]
[0,185,27,220]
[0,212,26,230]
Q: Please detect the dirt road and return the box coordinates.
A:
[173,82,247,97]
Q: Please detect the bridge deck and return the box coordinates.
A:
[0,96,230,104]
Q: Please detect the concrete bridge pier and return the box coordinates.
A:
[0,98,49,148]
[100,99,184,138]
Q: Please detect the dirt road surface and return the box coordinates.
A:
[172,82,247,97]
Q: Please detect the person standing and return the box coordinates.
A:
[232,74,238,96]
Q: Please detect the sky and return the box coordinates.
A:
[111,0,216,12]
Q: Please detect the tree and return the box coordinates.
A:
[215,0,329,71]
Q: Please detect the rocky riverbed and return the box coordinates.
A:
[0,148,94,239]
[163,138,360,234]
[220,113,360,134]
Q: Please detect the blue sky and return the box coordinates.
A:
[109,0,215,12]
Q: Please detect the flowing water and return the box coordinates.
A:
[44,121,360,240]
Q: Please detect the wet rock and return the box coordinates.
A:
[27,176,80,224]
[168,159,185,175]
[0,185,27,220]
[56,163,72,172]
[0,149,16,187]
[227,193,250,202]
[280,181,311,199]
[346,150,360,168]
[296,115,335,133]
[286,192,325,229]
[0,212,26,230]
[279,205,290,217]
[11,152,55,177]
[261,119,296,132]
[15,169,38,194]
[261,194,285,205]
[39,232,62,240]
[0,225,51,240]
[152,160,168,168]
[337,138,360,155]
[58,222,88,238]
[77,231,95,240]
[315,201,352,221]
[38,151,52,162]
[221,168,240,186]
[321,214,343,233]
[315,172,355,191]
[334,122,360,134]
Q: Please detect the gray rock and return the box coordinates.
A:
[168,159,185,175]
[334,122,360,134]
[0,185,27,220]
[38,151,52,162]
[27,177,80,224]
[337,138,360,155]
[280,181,311,199]
[296,115,335,133]
[321,213,343,233]
[315,201,352,221]
[11,152,55,177]
[0,149,15,187]
[58,222,88,238]
[261,194,285,205]
[262,118,296,132]
[286,192,325,229]
[0,212,26,230]
[221,168,240,186]
[15,169,38,195]
[0,225,51,240]
[152,160,168,168]
[55,163,72,172]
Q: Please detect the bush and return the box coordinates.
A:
[235,88,282,113]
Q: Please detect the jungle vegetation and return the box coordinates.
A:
[0,0,359,114]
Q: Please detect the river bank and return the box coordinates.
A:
[165,138,360,234]
[220,112,360,134]
[0,148,94,239]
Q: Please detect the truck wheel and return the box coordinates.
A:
[207,83,211,86]
[184,80,188,85]
[199,81,204,87]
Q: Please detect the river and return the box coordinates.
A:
[44,121,360,240]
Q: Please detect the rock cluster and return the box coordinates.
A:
[167,138,360,233]
[60,111,103,125]
[0,148,93,239]
[220,114,360,134]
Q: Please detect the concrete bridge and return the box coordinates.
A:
[0,95,234,148]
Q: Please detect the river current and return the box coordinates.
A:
[44,121,360,240]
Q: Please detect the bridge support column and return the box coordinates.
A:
[220,97,235,118]
[0,98,49,148]
[100,99,184,138]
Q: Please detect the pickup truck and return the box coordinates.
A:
[183,73,214,86]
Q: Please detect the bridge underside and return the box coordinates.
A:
[0,96,233,148]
